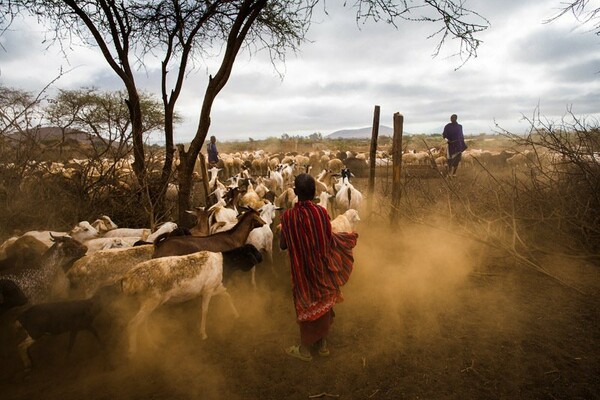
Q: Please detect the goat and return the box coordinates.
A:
[246,203,280,264]
[327,158,344,174]
[331,209,361,233]
[186,207,211,236]
[334,169,363,214]
[0,235,47,273]
[81,236,140,254]
[238,182,266,210]
[14,283,120,371]
[207,199,239,234]
[316,190,335,215]
[246,203,281,286]
[152,209,266,258]
[90,215,119,234]
[67,245,154,297]
[122,245,262,355]
[275,187,297,210]
[1,235,88,304]
[0,279,28,315]
[68,221,101,243]
[146,222,178,243]
[103,227,151,240]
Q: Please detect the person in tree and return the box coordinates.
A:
[442,114,468,177]
[279,173,358,362]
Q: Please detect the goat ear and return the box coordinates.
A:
[185,210,196,215]
[238,205,251,212]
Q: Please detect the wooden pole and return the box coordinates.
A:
[390,112,403,226]
[368,105,380,198]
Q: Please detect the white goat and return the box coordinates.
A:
[90,215,119,234]
[245,203,280,286]
[208,199,238,234]
[68,222,101,243]
[122,245,262,356]
[334,177,363,214]
[331,209,361,233]
[317,190,335,215]
[103,227,151,240]
[81,236,140,254]
[146,222,178,243]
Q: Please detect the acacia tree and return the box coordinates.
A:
[1,0,489,223]
[46,88,172,161]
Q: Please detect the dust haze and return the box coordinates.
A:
[2,216,598,399]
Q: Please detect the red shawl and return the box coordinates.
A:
[281,200,358,321]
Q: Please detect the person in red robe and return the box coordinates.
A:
[280,173,358,361]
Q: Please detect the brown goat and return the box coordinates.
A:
[152,209,266,258]
[186,207,211,237]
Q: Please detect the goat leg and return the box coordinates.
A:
[127,297,161,357]
[214,284,239,319]
[199,293,213,340]
[17,334,35,371]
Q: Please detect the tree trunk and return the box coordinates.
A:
[175,0,268,222]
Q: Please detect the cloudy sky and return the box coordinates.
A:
[1,0,599,142]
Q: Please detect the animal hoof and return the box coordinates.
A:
[201,333,208,340]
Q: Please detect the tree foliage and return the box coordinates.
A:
[46,88,174,158]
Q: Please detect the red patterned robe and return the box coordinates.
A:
[280,200,358,344]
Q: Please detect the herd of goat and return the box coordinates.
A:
[0,157,364,373]
[1,142,570,373]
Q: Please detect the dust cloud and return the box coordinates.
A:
[3,216,595,400]
[91,219,493,397]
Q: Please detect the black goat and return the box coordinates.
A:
[0,279,28,315]
[15,284,119,370]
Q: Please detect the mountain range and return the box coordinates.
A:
[327,125,394,139]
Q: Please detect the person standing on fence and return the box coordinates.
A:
[206,135,219,166]
[279,173,358,362]
[442,114,468,177]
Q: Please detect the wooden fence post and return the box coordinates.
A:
[368,105,380,218]
[390,112,403,226]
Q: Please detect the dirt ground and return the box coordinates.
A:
[1,219,599,400]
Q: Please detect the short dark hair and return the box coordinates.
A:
[451,114,458,122]
[294,173,316,201]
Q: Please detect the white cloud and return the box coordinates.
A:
[1,1,599,142]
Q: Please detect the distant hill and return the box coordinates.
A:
[6,127,91,143]
[327,125,393,139]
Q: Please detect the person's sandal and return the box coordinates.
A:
[317,340,330,357]
[285,345,312,362]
